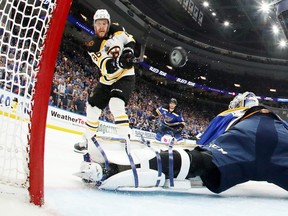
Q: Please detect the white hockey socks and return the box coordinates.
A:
[109,97,130,139]
[77,103,102,149]
[85,103,102,138]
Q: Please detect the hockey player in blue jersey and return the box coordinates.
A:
[150,98,185,143]
[197,92,259,145]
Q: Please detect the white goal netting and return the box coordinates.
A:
[0,0,56,189]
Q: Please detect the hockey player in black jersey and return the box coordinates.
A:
[74,9,136,154]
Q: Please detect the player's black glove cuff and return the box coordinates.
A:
[118,50,134,69]
[106,58,119,74]
[175,124,184,133]
[148,115,155,121]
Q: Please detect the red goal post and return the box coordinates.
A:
[0,0,72,206]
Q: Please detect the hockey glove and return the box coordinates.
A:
[118,50,134,69]
[175,124,184,133]
[147,115,156,121]
[104,38,123,58]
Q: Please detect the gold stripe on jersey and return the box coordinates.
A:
[96,51,134,80]
[86,121,98,132]
[99,56,112,70]
[156,108,161,115]
[114,115,129,120]
[113,31,124,37]
[100,39,107,51]
[99,68,134,85]
[161,108,179,117]
[115,115,129,123]
[218,107,247,116]
[117,123,130,127]
[112,31,136,43]
[86,120,99,127]
[115,114,129,127]
[172,112,179,117]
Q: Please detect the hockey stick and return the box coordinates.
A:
[153,119,183,139]
[129,24,151,64]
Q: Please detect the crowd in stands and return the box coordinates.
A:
[47,33,288,139]
[144,48,288,100]
[50,35,215,139]
[2,26,288,139]
[1,2,287,141]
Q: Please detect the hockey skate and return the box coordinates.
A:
[74,135,88,154]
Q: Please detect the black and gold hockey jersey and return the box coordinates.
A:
[85,23,135,85]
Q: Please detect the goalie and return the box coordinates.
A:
[74,9,136,153]
[76,104,288,193]
[197,92,259,145]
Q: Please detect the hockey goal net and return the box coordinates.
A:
[0,0,71,205]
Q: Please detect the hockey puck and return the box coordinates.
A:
[169,46,188,68]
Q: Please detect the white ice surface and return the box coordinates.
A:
[0,128,287,216]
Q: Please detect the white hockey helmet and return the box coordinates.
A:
[229,92,259,109]
[93,9,110,24]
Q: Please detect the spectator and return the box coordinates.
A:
[74,93,86,115]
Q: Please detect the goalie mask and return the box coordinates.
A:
[229,92,259,109]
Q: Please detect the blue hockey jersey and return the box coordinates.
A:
[197,107,248,145]
[154,105,185,128]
